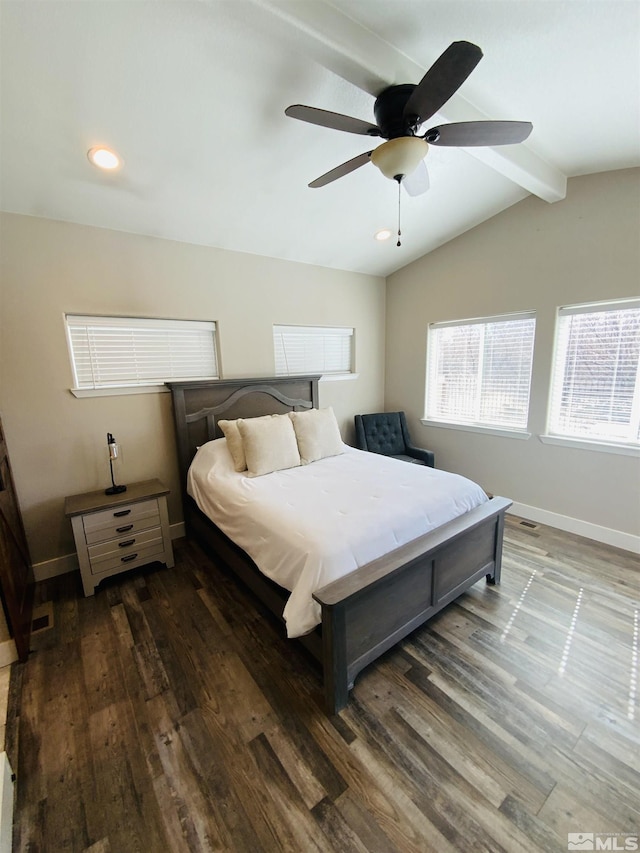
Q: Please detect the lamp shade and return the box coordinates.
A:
[370,137,429,180]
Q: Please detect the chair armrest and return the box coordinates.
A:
[405,445,435,467]
[354,415,368,451]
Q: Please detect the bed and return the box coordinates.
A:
[168,375,512,714]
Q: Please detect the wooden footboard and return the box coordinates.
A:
[314,496,511,713]
[186,491,510,715]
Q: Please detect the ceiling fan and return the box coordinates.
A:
[285,41,533,196]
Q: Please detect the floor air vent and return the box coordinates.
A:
[519,520,538,529]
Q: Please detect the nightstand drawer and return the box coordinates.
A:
[89,532,164,574]
[84,510,161,545]
[83,498,160,543]
[88,525,162,561]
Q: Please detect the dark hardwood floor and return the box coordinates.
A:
[7,516,640,852]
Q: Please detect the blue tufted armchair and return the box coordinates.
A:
[354,411,435,467]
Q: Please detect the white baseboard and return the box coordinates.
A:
[33,511,637,583]
[170,521,185,541]
[33,552,78,582]
[0,643,17,669]
[508,501,640,554]
[0,752,13,853]
[33,521,186,582]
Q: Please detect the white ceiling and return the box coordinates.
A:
[1,0,639,278]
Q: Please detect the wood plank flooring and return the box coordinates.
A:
[7,516,640,852]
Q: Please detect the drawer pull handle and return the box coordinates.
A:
[121,553,138,563]
[116,524,134,533]
[113,509,131,518]
[119,539,136,548]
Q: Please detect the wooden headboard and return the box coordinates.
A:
[167,375,320,501]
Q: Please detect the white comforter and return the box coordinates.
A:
[187,440,488,637]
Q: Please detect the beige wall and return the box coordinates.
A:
[0,214,386,567]
[385,168,640,539]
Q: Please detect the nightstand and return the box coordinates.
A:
[64,478,175,596]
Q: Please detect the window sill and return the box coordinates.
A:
[276,372,359,382]
[70,385,172,398]
[420,419,531,440]
[539,434,640,457]
[319,373,359,382]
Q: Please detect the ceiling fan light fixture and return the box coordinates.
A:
[370,137,428,181]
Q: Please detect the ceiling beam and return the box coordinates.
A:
[248,0,567,202]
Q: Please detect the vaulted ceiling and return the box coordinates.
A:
[1,1,639,277]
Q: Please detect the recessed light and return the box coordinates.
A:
[374,228,392,241]
[87,146,121,170]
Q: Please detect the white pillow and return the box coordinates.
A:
[289,407,344,465]
[218,419,247,472]
[237,413,301,477]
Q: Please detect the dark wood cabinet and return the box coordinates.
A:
[0,417,34,661]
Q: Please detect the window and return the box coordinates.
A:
[273,325,354,376]
[547,299,640,446]
[425,311,536,432]
[65,315,218,393]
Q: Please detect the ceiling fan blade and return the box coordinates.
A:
[425,120,533,146]
[403,41,483,125]
[285,105,381,137]
[402,160,430,196]
[308,151,373,188]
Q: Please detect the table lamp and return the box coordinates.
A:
[105,432,127,495]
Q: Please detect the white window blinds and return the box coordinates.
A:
[273,325,354,376]
[548,300,640,445]
[426,312,536,430]
[66,315,218,390]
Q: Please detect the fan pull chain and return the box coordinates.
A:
[396,178,402,247]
